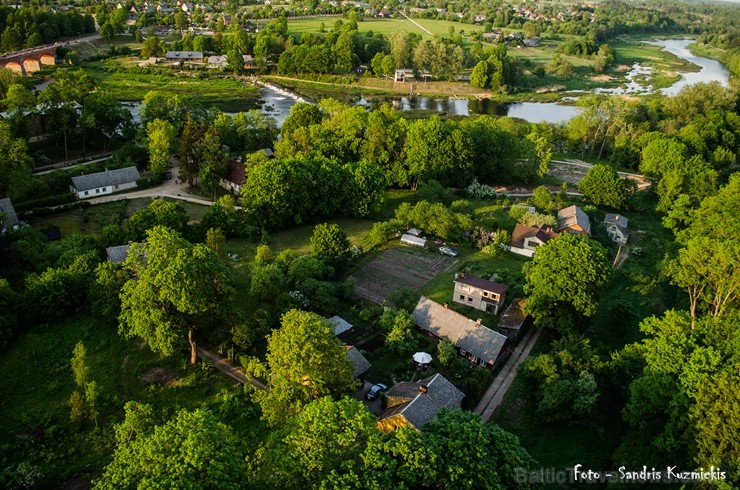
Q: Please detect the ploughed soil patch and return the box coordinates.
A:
[352,247,456,304]
[139,367,178,386]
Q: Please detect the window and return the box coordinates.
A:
[467,296,473,303]
[460,349,467,356]
[459,294,465,301]
[95,189,100,194]
[482,291,489,298]
[84,191,88,196]
[102,187,107,192]
[491,293,499,301]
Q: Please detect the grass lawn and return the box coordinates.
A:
[29,198,210,237]
[0,313,262,485]
[610,35,699,72]
[82,63,262,111]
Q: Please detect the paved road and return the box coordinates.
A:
[474,327,543,423]
[197,346,267,390]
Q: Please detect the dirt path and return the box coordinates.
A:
[197,346,267,390]
[474,327,542,423]
[399,11,433,35]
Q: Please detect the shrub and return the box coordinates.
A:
[465,179,497,199]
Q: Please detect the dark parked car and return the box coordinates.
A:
[164,171,173,180]
[365,383,388,400]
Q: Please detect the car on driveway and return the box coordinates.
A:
[365,383,388,400]
[439,246,458,257]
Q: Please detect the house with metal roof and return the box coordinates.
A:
[328,315,353,336]
[453,272,509,314]
[69,166,140,199]
[165,51,204,61]
[557,205,591,237]
[413,296,510,369]
[0,197,20,234]
[377,373,464,432]
[603,213,629,245]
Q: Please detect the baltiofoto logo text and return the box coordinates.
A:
[515,465,727,484]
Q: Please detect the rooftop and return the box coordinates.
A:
[345,346,371,378]
[412,296,508,365]
[455,273,508,295]
[557,205,591,235]
[380,373,464,428]
[499,298,529,331]
[106,244,132,263]
[510,223,558,248]
[70,166,140,192]
[328,315,353,336]
[0,197,19,229]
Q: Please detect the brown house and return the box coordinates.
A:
[219,160,246,194]
[509,223,558,258]
[413,296,510,369]
[453,273,508,314]
[557,205,591,237]
[377,373,464,432]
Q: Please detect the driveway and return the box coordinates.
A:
[354,380,384,416]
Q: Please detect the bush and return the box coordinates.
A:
[15,193,76,211]
[465,178,497,199]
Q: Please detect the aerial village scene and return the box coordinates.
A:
[0,0,738,487]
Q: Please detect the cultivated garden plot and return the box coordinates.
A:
[352,247,457,304]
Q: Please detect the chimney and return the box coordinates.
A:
[418,385,428,394]
[460,272,466,279]
[443,302,448,309]
[476,319,482,327]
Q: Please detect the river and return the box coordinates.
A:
[260,38,731,125]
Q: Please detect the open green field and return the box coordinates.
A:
[610,35,699,72]
[287,16,485,41]
[83,63,262,110]
[288,17,419,37]
[73,35,141,59]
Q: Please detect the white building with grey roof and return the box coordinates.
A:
[70,167,140,199]
[413,296,510,369]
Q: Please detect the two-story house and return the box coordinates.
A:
[509,223,558,258]
[453,272,508,314]
[603,213,629,245]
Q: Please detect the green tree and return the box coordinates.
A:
[437,339,457,367]
[249,310,357,425]
[95,409,245,489]
[425,410,537,489]
[531,185,552,211]
[578,164,626,209]
[119,226,233,365]
[140,35,162,58]
[470,60,490,88]
[284,397,378,484]
[523,233,611,333]
[71,341,89,388]
[195,128,228,199]
[0,120,33,197]
[100,22,115,41]
[310,223,352,271]
[126,199,189,240]
[114,401,155,445]
[146,118,176,177]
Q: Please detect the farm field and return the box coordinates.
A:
[351,247,457,304]
[286,17,485,40]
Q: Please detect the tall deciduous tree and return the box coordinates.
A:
[146,118,175,177]
[578,163,626,209]
[119,226,233,365]
[95,409,245,489]
[310,223,352,271]
[523,233,611,333]
[249,309,357,425]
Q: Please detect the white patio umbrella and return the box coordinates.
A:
[413,352,433,364]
